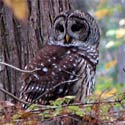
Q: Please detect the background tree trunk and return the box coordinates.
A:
[0,0,76,99]
[117,1,125,84]
[0,0,88,124]
[117,45,125,83]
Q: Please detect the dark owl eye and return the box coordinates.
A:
[71,24,83,32]
[56,24,64,32]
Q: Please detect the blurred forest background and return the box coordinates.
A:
[85,0,125,96]
[77,0,125,97]
[0,0,125,100]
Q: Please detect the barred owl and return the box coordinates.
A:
[20,10,100,105]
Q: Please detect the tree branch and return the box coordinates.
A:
[0,62,41,73]
[0,87,28,104]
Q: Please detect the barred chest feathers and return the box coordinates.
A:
[20,10,100,105]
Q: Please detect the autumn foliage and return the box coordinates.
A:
[1,92,125,124]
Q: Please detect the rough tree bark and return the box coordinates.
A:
[0,0,75,99]
[0,0,87,124]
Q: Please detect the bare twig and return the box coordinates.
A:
[41,114,80,123]
[0,61,41,73]
[0,87,28,104]
[30,94,125,112]
[1,84,125,116]
[0,86,55,109]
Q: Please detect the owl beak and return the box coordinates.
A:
[65,34,70,43]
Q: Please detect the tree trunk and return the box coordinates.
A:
[0,0,87,124]
[117,1,125,84]
[117,45,125,83]
[0,0,75,99]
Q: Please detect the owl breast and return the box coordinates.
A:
[20,10,100,106]
[20,44,98,105]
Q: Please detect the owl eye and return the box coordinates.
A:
[56,24,64,32]
[71,24,83,32]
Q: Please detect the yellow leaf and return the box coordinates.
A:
[95,90,102,96]
[105,60,117,69]
[95,9,111,19]
[95,88,117,99]
[102,88,117,98]
[3,0,28,20]
[116,28,125,39]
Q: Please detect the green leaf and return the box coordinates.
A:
[68,105,80,111]
[40,110,52,118]
[12,113,21,120]
[28,104,39,110]
[50,96,75,106]
[106,29,116,37]
[63,96,75,104]
[50,98,65,106]
[68,106,84,117]
[53,106,62,116]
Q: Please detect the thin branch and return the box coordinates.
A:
[30,93,125,112]
[41,114,80,123]
[0,86,51,109]
[0,61,41,73]
[26,78,79,109]
[0,87,28,104]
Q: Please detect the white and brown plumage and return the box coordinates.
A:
[20,10,100,105]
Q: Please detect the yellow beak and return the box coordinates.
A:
[65,34,70,43]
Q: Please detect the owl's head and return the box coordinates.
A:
[48,10,100,48]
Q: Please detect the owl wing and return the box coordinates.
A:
[20,45,81,104]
